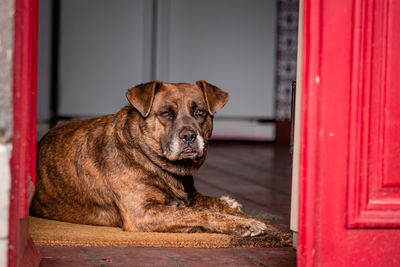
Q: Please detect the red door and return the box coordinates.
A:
[9,0,40,266]
[298,0,400,266]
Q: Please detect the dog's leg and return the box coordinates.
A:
[124,204,267,237]
[220,195,243,211]
[191,192,245,215]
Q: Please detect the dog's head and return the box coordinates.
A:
[126,81,228,175]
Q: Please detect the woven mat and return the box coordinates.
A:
[29,216,292,248]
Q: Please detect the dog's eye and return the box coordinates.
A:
[160,111,170,117]
[195,109,206,117]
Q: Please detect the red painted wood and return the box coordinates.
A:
[298,0,400,266]
[347,0,400,228]
[297,0,320,265]
[8,0,40,266]
[10,0,38,221]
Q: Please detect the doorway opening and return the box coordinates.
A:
[35,0,299,265]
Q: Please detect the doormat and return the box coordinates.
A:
[29,216,292,248]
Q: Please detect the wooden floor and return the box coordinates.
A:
[37,142,296,267]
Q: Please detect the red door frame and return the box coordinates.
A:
[8,0,40,266]
[9,0,400,266]
[298,0,400,266]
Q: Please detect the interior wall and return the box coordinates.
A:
[37,0,52,122]
[156,0,277,140]
[38,0,281,141]
[59,0,152,116]
[157,0,277,118]
[275,0,298,120]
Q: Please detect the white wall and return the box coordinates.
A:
[157,0,277,140]
[40,0,278,140]
[58,0,153,116]
[157,0,277,118]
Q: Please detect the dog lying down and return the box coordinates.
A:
[30,81,267,237]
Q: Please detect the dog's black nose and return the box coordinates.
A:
[180,130,196,143]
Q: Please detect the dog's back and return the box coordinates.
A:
[31,115,124,226]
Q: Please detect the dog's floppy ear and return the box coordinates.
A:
[126,81,162,117]
[196,80,229,115]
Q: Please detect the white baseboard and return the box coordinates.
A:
[212,120,275,141]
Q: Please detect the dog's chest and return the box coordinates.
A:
[165,186,191,207]
[162,177,192,207]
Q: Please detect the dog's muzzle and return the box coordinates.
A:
[165,129,205,161]
[179,129,204,159]
[180,129,196,144]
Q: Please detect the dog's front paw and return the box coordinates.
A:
[234,218,267,237]
[220,195,243,211]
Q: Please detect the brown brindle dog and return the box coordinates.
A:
[30,81,267,237]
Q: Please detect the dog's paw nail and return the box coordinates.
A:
[245,220,267,237]
[241,230,251,237]
[250,227,265,237]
